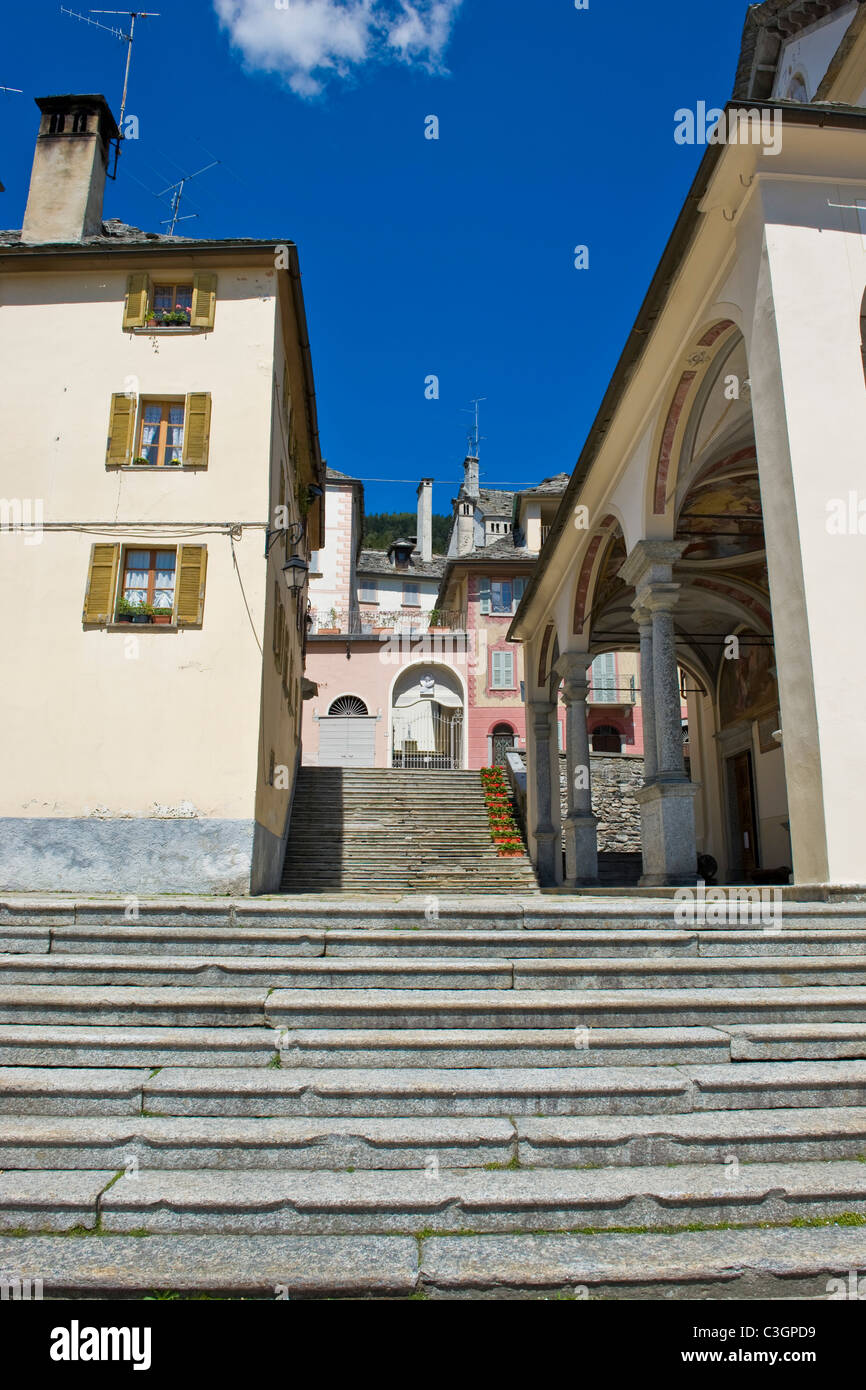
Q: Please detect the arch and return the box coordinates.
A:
[591,723,623,753]
[537,623,555,687]
[386,659,468,770]
[650,320,738,518]
[328,694,368,717]
[571,514,620,636]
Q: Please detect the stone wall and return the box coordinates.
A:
[559,753,644,852]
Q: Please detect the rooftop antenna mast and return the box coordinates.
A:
[0,86,22,192]
[60,8,159,171]
[462,396,487,459]
[158,160,220,236]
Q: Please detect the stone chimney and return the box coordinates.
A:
[463,453,480,501]
[21,95,119,245]
[456,499,475,556]
[416,478,433,563]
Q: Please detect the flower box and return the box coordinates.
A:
[318,626,340,635]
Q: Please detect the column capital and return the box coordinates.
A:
[529,701,555,739]
[618,539,688,592]
[556,650,591,703]
[637,581,682,616]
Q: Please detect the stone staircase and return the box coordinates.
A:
[281,768,539,893]
[1,894,866,1298]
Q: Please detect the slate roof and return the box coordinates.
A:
[519,472,570,498]
[732,0,853,100]
[356,547,447,579]
[325,466,361,484]
[476,488,515,515]
[0,219,293,252]
[450,534,536,563]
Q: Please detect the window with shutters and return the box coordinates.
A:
[489,648,516,690]
[82,543,207,627]
[107,392,211,469]
[403,582,420,607]
[358,579,377,603]
[122,272,217,331]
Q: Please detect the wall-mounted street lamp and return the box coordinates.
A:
[283,554,309,594]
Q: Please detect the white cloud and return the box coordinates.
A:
[213,0,464,97]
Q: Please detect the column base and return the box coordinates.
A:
[635,779,698,887]
[564,813,599,889]
[533,829,561,888]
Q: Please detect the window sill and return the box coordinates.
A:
[108,464,198,471]
[129,326,206,335]
[106,621,179,632]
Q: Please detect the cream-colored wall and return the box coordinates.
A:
[1,529,265,819]
[0,259,280,823]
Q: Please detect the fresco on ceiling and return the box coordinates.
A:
[718,636,778,728]
[677,472,764,561]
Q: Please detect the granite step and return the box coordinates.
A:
[0,987,269,1028]
[265,985,866,1030]
[0,954,515,990]
[21,926,866,959]
[123,1059,866,1118]
[93,1161,866,1236]
[0,1026,278,1068]
[4,1226,866,1299]
[3,1107,865,1171]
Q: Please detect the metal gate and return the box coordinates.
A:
[391,705,463,770]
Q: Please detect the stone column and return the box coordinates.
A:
[528,700,560,887]
[634,605,657,784]
[646,586,687,781]
[560,654,598,887]
[619,541,697,886]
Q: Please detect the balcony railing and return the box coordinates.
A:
[308,607,468,636]
[588,676,637,705]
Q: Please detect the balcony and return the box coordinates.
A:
[308,607,468,637]
[588,675,637,707]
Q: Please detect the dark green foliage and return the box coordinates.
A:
[363,512,451,553]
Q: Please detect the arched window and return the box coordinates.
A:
[785,73,808,102]
[328,695,368,717]
[592,724,622,753]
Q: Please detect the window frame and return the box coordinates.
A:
[135,398,186,468]
[149,282,193,327]
[118,546,177,619]
[489,647,516,691]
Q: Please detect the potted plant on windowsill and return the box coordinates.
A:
[317,608,340,635]
[151,608,173,626]
[116,597,154,625]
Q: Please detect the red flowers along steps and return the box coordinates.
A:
[480,766,525,857]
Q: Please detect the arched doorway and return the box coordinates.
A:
[491,723,516,767]
[318,694,377,767]
[390,664,465,769]
[591,724,622,753]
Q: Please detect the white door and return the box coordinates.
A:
[318,716,377,767]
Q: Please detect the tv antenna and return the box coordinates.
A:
[1,86,23,95]
[462,397,487,459]
[158,160,221,236]
[60,9,159,132]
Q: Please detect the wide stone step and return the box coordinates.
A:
[4,1106,864,1172]
[273,1026,731,1068]
[91,1161,866,1235]
[5,1226,866,1299]
[266,985,866,1029]
[1,1059,846,1119]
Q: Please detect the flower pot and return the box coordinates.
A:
[152,613,172,626]
[318,627,340,635]
[127,614,152,625]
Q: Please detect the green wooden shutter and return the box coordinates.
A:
[190,272,217,329]
[82,543,120,624]
[106,393,136,467]
[182,393,211,468]
[175,545,207,626]
[122,273,150,329]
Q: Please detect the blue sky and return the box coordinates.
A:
[1,1,748,516]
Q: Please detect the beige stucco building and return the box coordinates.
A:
[510,0,866,891]
[0,94,323,895]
